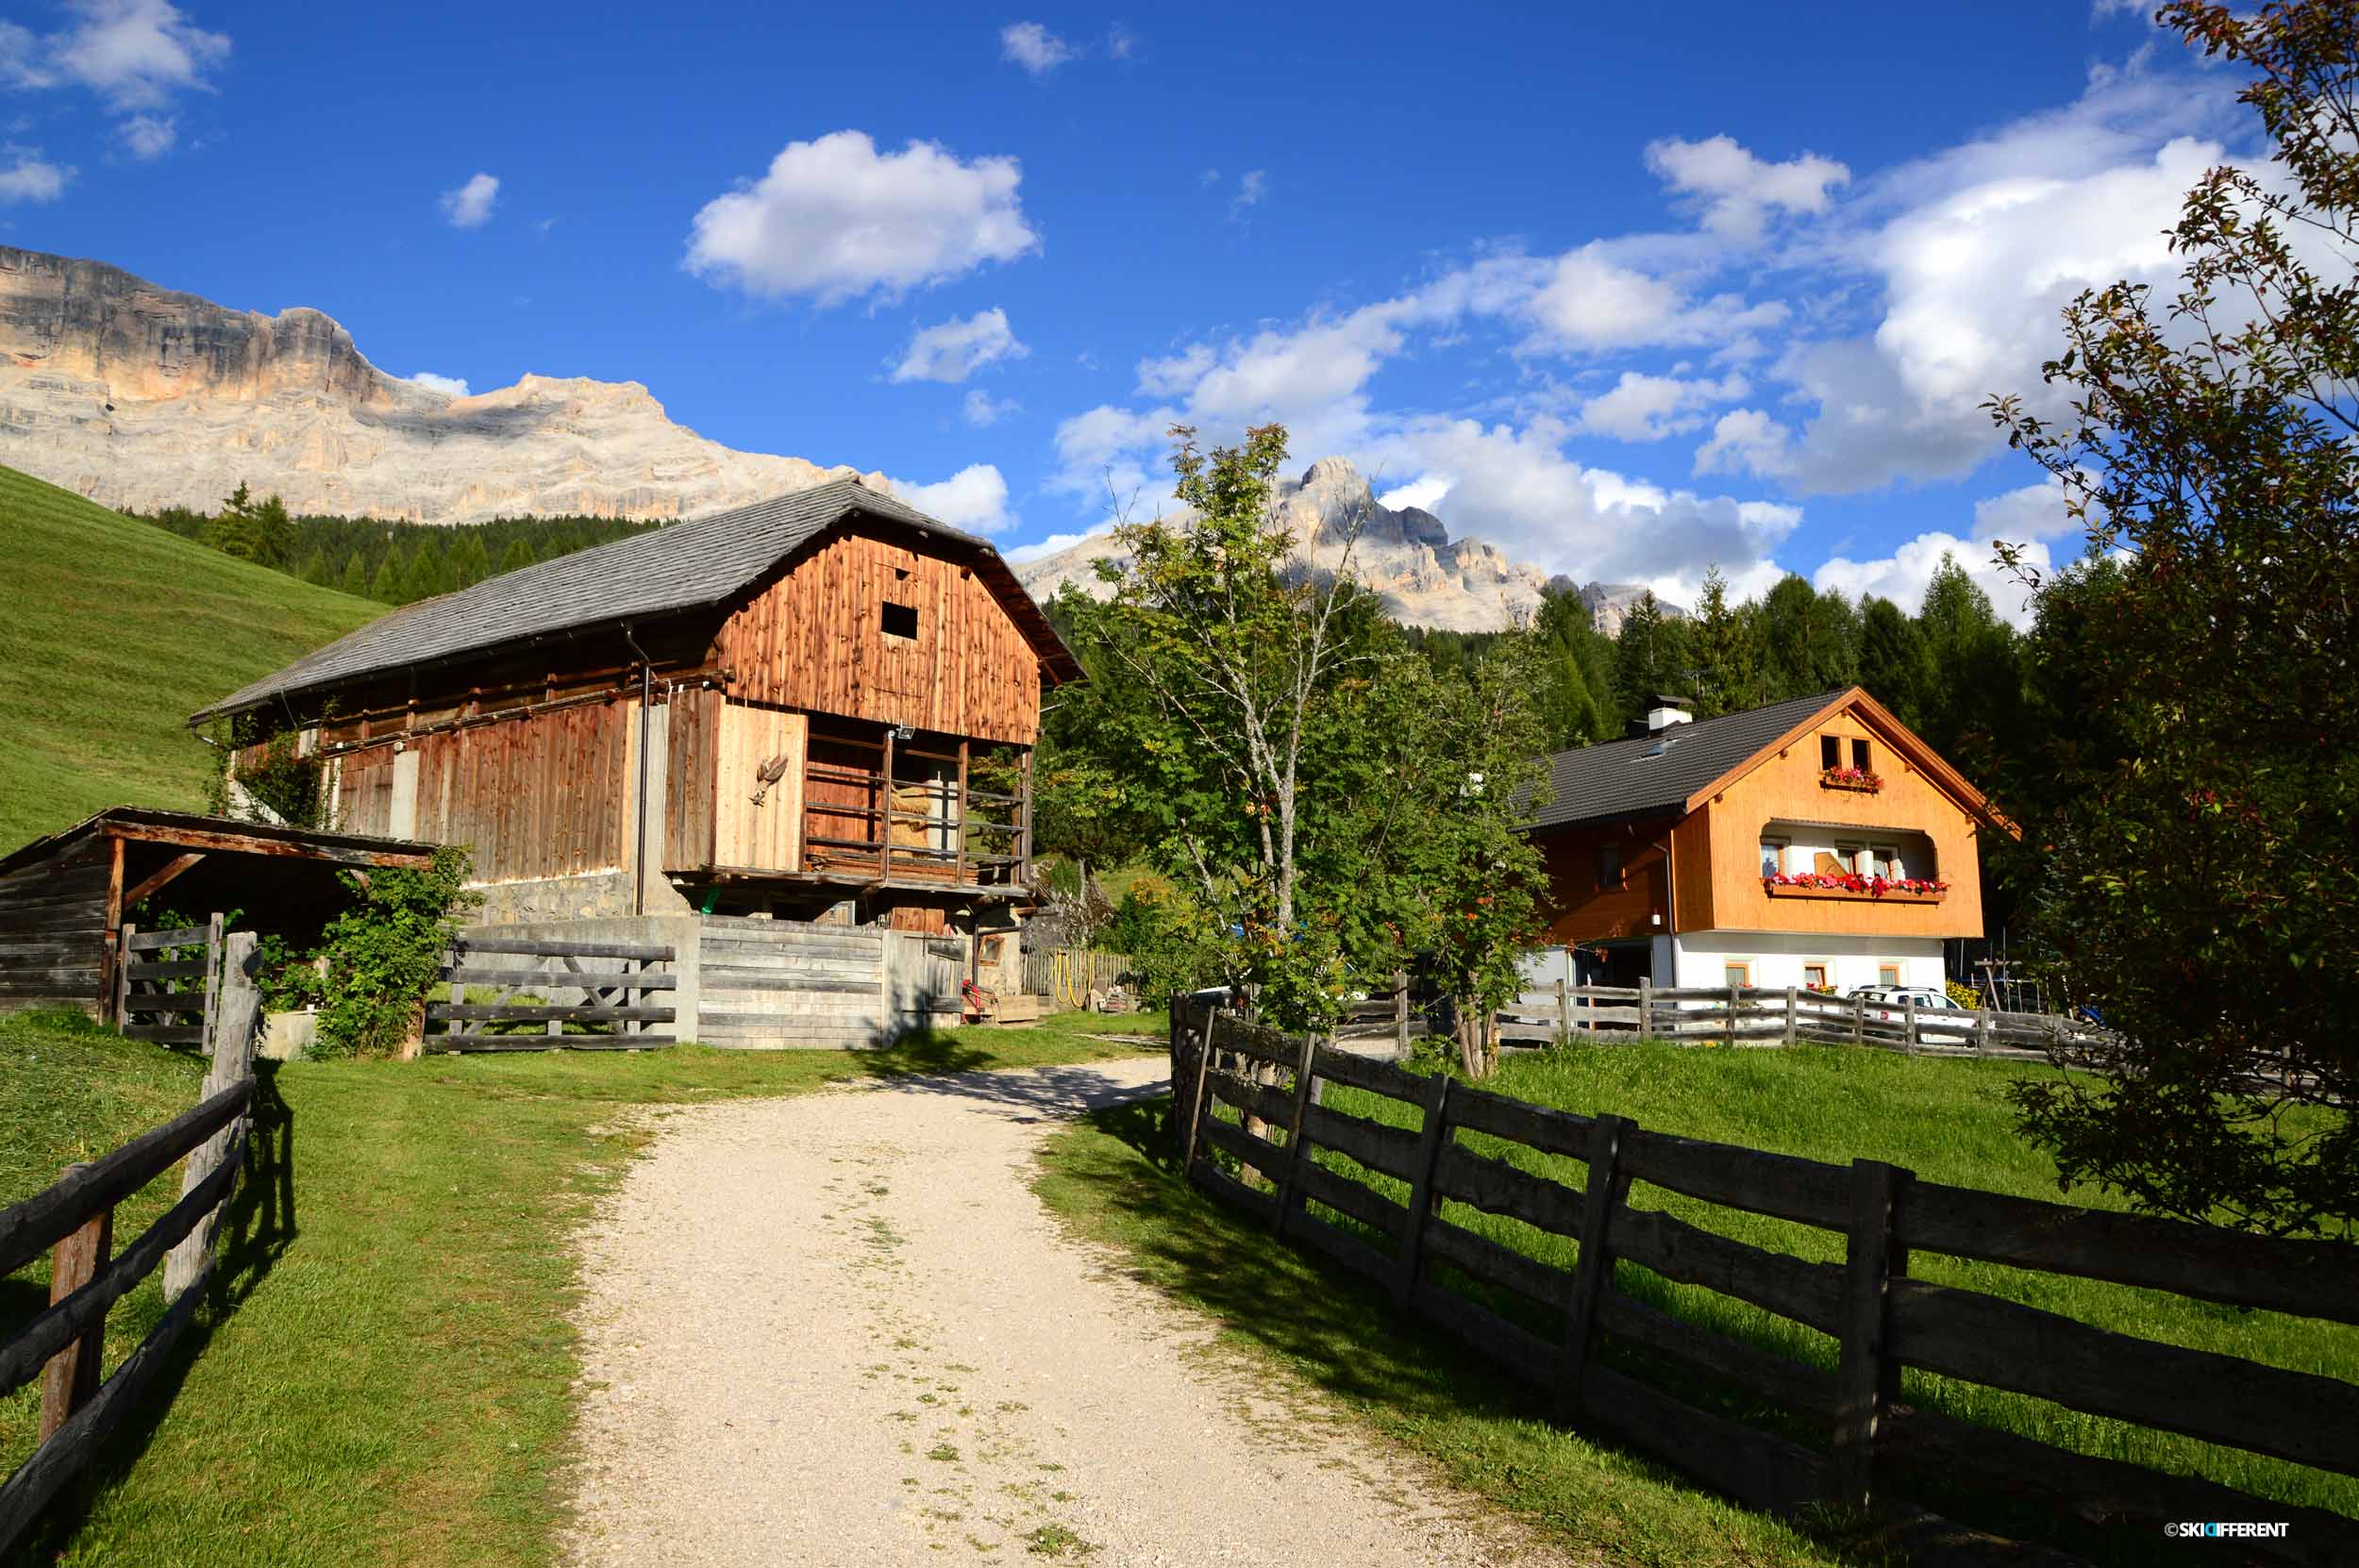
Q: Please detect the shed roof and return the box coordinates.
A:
[0,805,434,878]
[1526,691,1851,831]
[191,478,1080,724]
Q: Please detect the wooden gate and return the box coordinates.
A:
[111,915,222,1049]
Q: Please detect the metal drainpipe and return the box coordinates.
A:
[622,624,653,917]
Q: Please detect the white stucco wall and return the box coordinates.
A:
[1668,930,1944,993]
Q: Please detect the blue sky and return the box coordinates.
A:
[0,1,2251,621]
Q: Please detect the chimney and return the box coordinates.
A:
[1646,693,1695,734]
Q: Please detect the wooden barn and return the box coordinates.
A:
[187,479,1082,1046]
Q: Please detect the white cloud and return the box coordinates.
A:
[1004,529,1096,564]
[440,171,499,228]
[1644,134,1849,242]
[1524,242,1785,355]
[1692,408,1794,478]
[962,389,1019,426]
[891,307,1028,383]
[49,0,227,110]
[1106,25,1137,59]
[1970,475,2079,542]
[0,23,52,90]
[1231,169,1266,217]
[683,130,1037,307]
[1813,532,2050,629]
[0,149,69,203]
[1378,475,1452,512]
[999,21,1075,75]
[1577,370,1748,442]
[884,463,1016,535]
[407,371,470,397]
[116,111,172,158]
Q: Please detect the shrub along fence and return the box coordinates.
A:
[1168,1007,2359,1565]
[425,935,678,1053]
[0,932,262,1555]
[1494,981,2099,1061]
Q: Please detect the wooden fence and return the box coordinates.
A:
[1494,981,2097,1060]
[0,931,262,1556]
[111,917,223,1049]
[1170,1006,2359,1565]
[425,936,678,1053]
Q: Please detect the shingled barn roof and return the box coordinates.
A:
[192,478,1080,724]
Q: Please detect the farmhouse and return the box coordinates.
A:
[189,478,1081,1044]
[1525,687,2002,994]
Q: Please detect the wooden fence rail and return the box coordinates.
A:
[424,937,678,1053]
[1171,1007,2359,1565]
[0,931,262,1557]
[1493,981,2103,1060]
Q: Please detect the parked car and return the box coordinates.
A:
[1847,985,1964,1023]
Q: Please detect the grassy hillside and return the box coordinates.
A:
[0,465,384,852]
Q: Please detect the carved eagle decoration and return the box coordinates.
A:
[750,753,792,808]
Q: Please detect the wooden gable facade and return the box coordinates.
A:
[1535,690,1999,953]
[210,489,1074,928]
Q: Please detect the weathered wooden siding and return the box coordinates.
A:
[330,701,630,882]
[0,835,109,1011]
[712,701,806,873]
[664,686,721,872]
[717,526,1043,744]
[1698,707,1984,938]
[1538,821,1673,945]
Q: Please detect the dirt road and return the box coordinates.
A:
[561,1056,1569,1566]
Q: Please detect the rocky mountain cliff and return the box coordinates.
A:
[0,246,877,523]
[1012,456,1680,634]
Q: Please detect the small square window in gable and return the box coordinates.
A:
[881,601,919,640]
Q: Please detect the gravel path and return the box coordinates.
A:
[560,1056,1575,1567]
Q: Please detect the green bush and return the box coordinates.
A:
[276,846,477,1059]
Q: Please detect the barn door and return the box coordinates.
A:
[713,702,806,873]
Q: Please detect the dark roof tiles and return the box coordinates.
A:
[1526,691,1840,830]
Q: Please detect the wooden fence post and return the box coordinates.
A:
[1272,1033,1320,1232]
[1783,986,1799,1047]
[1393,1074,1454,1309]
[1903,993,1918,1055]
[1832,1158,1906,1510]
[1556,976,1570,1042]
[1975,1008,1992,1058]
[1179,1002,1215,1174]
[1727,983,1739,1046]
[1638,976,1653,1040]
[36,1183,109,1442]
[197,911,226,1057]
[112,922,136,1031]
[1850,993,1865,1046]
[164,932,260,1303]
[1559,1112,1632,1417]
[1393,968,1411,1063]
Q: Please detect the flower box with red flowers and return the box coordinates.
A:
[1762,871,1948,903]
[1819,765,1884,793]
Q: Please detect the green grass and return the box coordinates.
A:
[1035,1043,2357,1566]
[1,1006,1163,1566]
[0,464,383,851]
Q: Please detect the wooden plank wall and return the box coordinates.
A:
[712,702,806,873]
[664,688,720,873]
[328,702,630,882]
[1538,821,1672,946]
[717,526,1044,744]
[0,836,110,1011]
